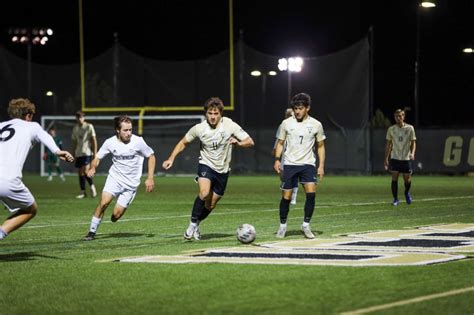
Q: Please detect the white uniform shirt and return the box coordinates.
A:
[277,115,326,166]
[0,119,60,180]
[185,117,250,173]
[97,134,154,190]
[386,123,416,161]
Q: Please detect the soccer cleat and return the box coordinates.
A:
[60,174,66,181]
[47,176,53,181]
[276,225,287,238]
[405,192,412,205]
[301,225,315,239]
[83,231,96,241]
[193,225,201,241]
[392,199,399,206]
[91,185,97,198]
[76,193,86,199]
[184,223,197,240]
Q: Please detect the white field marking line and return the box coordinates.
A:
[23,195,474,230]
[340,286,474,315]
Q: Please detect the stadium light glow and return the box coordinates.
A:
[420,1,436,8]
[278,57,304,102]
[462,47,473,54]
[250,70,262,76]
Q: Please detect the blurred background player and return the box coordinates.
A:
[272,107,298,204]
[72,111,97,198]
[384,108,416,206]
[273,93,326,239]
[83,115,155,241]
[0,98,74,240]
[162,97,254,241]
[44,126,66,181]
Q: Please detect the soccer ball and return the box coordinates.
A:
[236,223,256,244]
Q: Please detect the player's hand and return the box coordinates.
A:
[318,167,325,181]
[229,137,239,146]
[162,160,173,170]
[274,160,281,174]
[87,168,96,178]
[384,160,389,170]
[409,153,415,160]
[145,178,154,192]
[57,150,74,163]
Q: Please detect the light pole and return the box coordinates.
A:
[414,1,436,127]
[278,57,304,103]
[45,91,58,114]
[8,27,54,98]
[250,70,277,111]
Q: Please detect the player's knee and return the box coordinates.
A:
[111,214,120,222]
[306,192,315,200]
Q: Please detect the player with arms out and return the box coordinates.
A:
[273,93,326,239]
[0,98,74,240]
[44,126,66,181]
[384,108,416,206]
[162,97,254,241]
[83,115,155,241]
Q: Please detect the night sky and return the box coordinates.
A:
[1,0,473,126]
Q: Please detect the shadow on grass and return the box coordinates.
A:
[285,230,324,237]
[0,252,62,262]
[98,232,155,240]
[200,233,234,240]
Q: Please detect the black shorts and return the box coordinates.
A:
[196,164,229,196]
[389,159,413,175]
[75,156,93,168]
[281,165,318,190]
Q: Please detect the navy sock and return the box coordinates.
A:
[279,198,291,224]
[79,176,86,190]
[191,196,205,223]
[198,208,212,222]
[304,192,316,223]
[391,181,398,200]
[404,181,411,194]
[85,176,93,186]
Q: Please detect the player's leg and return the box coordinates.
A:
[185,165,212,240]
[299,165,318,239]
[46,160,53,181]
[389,159,400,206]
[75,157,87,198]
[0,203,37,239]
[111,189,136,222]
[84,191,114,240]
[83,156,97,197]
[55,160,65,181]
[403,173,413,204]
[276,165,297,238]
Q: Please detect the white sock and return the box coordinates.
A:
[0,228,8,240]
[89,216,102,233]
[280,223,287,228]
[302,222,310,228]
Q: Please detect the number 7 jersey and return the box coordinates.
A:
[277,115,326,166]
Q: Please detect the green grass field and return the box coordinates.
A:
[1,174,473,314]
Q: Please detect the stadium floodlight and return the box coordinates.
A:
[7,27,54,98]
[250,69,278,113]
[414,2,436,127]
[462,47,473,54]
[278,57,304,102]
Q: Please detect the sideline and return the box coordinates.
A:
[341,286,474,315]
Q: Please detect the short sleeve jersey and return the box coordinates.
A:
[386,123,416,160]
[96,134,154,190]
[277,115,326,166]
[0,119,60,179]
[72,122,96,157]
[185,117,250,173]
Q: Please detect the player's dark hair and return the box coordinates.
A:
[75,110,85,118]
[8,98,36,119]
[204,97,224,113]
[291,93,311,108]
[114,115,132,132]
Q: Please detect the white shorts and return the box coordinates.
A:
[103,176,137,208]
[0,178,35,213]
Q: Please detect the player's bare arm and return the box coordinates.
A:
[162,137,189,170]
[56,150,74,163]
[273,139,285,174]
[91,135,98,157]
[316,140,326,180]
[410,140,416,160]
[384,140,392,170]
[87,157,101,177]
[145,154,156,193]
[229,136,254,148]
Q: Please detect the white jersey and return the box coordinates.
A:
[185,117,250,173]
[277,115,326,166]
[0,119,60,180]
[96,134,154,190]
[386,123,416,160]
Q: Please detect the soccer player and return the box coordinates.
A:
[273,93,326,239]
[162,96,254,241]
[44,126,66,181]
[71,111,98,198]
[83,115,155,241]
[272,107,298,205]
[384,109,416,206]
[0,98,74,240]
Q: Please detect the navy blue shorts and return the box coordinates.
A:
[196,164,229,196]
[281,165,318,190]
[389,159,413,175]
[75,155,93,168]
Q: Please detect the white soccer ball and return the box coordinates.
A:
[236,223,256,244]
